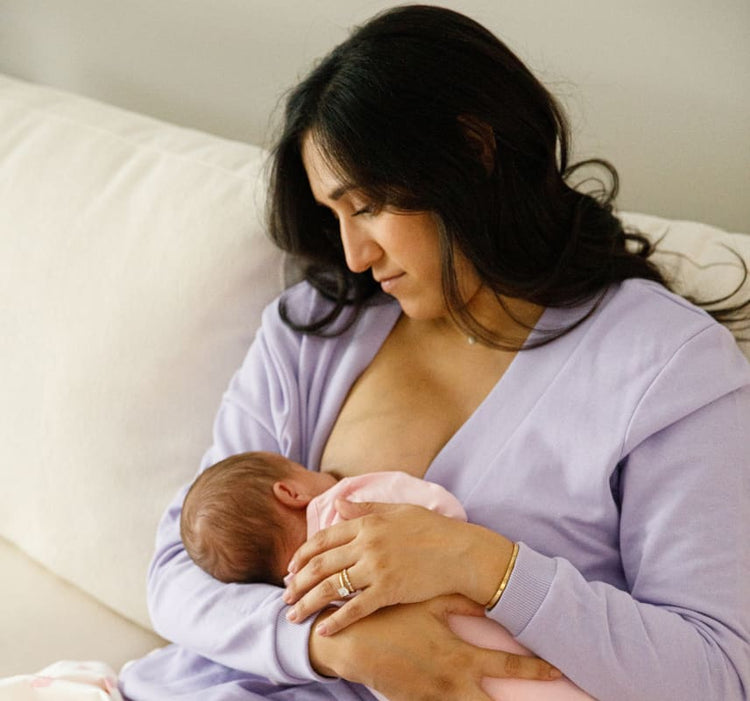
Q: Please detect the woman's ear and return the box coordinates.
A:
[272,480,312,509]
[458,115,496,174]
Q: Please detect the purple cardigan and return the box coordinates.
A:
[120,279,750,701]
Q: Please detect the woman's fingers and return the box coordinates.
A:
[480,647,562,681]
[283,549,354,613]
[287,517,358,575]
[284,502,406,613]
[286,559,391,628]
[432,595,562,682]
[312,586,384,634]
[296,573,472,635]
[287,500,399,572]
[308,597,517,701]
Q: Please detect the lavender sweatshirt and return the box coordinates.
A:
[120,279,750,701]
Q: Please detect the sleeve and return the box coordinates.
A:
[145,298,330,685]
[487,324,750,701]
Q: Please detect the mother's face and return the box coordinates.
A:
[301,134,482,323]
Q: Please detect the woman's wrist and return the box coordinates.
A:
[485,541,519,609]
[308,609,338,678]
[463,522,516,606]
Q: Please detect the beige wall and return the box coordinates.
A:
[0,0,748,231]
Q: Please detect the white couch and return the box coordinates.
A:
[0,74,285,677]
[0,72,748,681]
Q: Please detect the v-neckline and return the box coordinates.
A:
[309,294,600,479]
[424,295,609,495]
[422,312,543,483]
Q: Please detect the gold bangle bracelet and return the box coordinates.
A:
[485,542,519,610]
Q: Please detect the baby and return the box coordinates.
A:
[181,451,337,587]
[180,451,592,701]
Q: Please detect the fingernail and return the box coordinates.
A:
[282,590,292,604]
[287,560,297,574]
[315,622,329,637]
[286,608,298,622]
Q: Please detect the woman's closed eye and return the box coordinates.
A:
[316,203,377,221]
[352,202,381,217]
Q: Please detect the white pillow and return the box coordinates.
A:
[0,74,284,629]
[620,211,750,360]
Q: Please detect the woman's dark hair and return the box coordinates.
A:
[267,4,744,347]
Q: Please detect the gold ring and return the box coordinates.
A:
[336,568,354,598]
[341,567,354,593]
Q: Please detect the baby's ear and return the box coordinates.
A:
[272,480,312,509]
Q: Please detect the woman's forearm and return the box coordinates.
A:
[146,303,335,683]
[492,544,748,701]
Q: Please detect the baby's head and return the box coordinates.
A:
[180,451,336,586]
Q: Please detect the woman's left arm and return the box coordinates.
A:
[490,326,750,700]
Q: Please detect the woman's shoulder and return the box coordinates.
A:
[537,279,750,453]
[540,278,749,392]
[609,277,711,322]
[587,278,735,351]
[261,280,328,330]
[583,278,749,388]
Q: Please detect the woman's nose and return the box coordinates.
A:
[339,220,381,273]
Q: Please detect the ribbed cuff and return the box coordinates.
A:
[274,608,337,684]
[486,542,556,636]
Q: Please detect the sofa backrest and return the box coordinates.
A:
[0,74,285,629]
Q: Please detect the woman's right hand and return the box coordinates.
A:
[309,595,561,701]
[285,500,514,635]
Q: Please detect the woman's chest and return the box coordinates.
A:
[318,372,462,479]
[318,327,516,479]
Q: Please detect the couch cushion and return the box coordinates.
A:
[0,74,285,630]
[0,536,164,677]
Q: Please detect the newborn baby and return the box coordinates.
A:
[180,451,592,701]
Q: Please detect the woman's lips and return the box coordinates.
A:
[379,273,404,293]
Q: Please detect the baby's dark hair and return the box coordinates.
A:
[180,451,293,586]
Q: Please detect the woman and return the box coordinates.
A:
[120,6,750,700]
